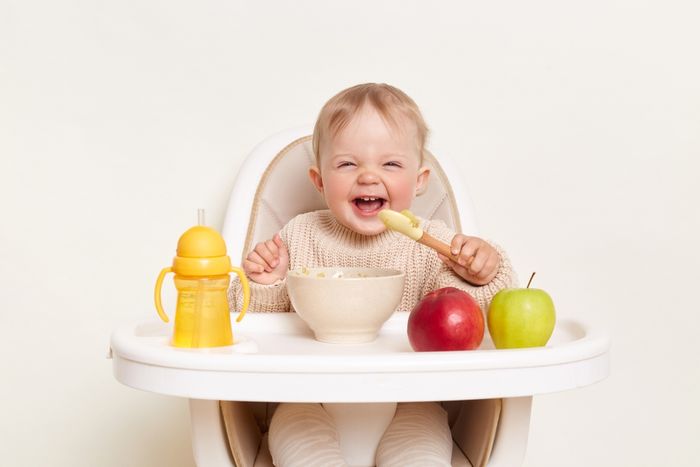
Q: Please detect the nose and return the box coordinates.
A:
[357,169,380,184]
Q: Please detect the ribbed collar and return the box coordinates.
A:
[315,210,406,251]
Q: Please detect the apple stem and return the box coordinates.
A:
[527,272,536,288]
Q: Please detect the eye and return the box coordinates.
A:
[384,161,403,168]
[337,161,355,168]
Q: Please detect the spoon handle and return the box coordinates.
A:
[419,232,473,266]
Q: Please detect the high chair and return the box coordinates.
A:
[110,126,610,467]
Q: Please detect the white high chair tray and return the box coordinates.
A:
[111,312,609,403]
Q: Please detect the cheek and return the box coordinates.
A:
[390,174,420,198]
[322,175,349,202]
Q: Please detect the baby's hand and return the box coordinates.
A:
[243,233,289,285]
[439,235,500,286]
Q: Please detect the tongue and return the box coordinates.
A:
[356,199,383,212]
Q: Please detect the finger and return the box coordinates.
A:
[250,251,273,273]
[249,250,274,272]
[246,249,268,269]
[478,251,501,282]
[244,258,265,275]
[450,234,468,256]
[468,251,497,284]
[264,239,280,264]
[273,233,289,261]
[460,253,475,269]
[468,250,489,276]
[460,238,480,259]
[254,242,278,268]
[265,238,284,268]
[450,260,472,280]
[456,247,477,269]
[440,254,471,279]
[440,247,471,271]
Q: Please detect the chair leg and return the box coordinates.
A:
[189,399,236,467]
[487,396,532,467]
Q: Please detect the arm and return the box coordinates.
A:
[423,221,516,312]
[228,276,290,313]
[227,230,292,313]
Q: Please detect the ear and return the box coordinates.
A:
[308,166,324,194]
[415,166,430,196]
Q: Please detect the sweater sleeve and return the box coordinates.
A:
[421,220,517,312]
[228,276,291,313]
[227,223,292,313]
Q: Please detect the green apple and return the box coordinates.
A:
[487,273,556,349]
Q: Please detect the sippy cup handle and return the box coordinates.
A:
[231,267,250,322]
[154,267,172,322]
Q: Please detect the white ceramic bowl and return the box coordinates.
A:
[287,267,405,343]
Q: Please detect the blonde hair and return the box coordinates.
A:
[312,83,429,166]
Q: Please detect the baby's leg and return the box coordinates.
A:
[268,402,348,467]
[375,402,452,467]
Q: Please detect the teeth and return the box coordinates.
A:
[359,197,380,201]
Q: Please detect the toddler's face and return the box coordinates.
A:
[310,105,429,236]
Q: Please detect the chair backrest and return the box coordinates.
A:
[221,126,478,263]
[219,127,481,440]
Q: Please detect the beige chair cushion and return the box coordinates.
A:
[241,135,462,261]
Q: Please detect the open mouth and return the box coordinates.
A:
[352,196,387,214]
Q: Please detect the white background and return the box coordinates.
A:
[2,1,698,466]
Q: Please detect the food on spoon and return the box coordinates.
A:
[408,287,484,351]
[378,209,462,263]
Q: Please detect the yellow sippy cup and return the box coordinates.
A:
[154,210,250,348]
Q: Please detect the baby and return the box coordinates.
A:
[230,83,514,466]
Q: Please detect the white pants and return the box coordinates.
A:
[268,402,452,467]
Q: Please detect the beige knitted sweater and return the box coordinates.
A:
[228,210,515,314]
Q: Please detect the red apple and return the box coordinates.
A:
[407,287,484,351]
